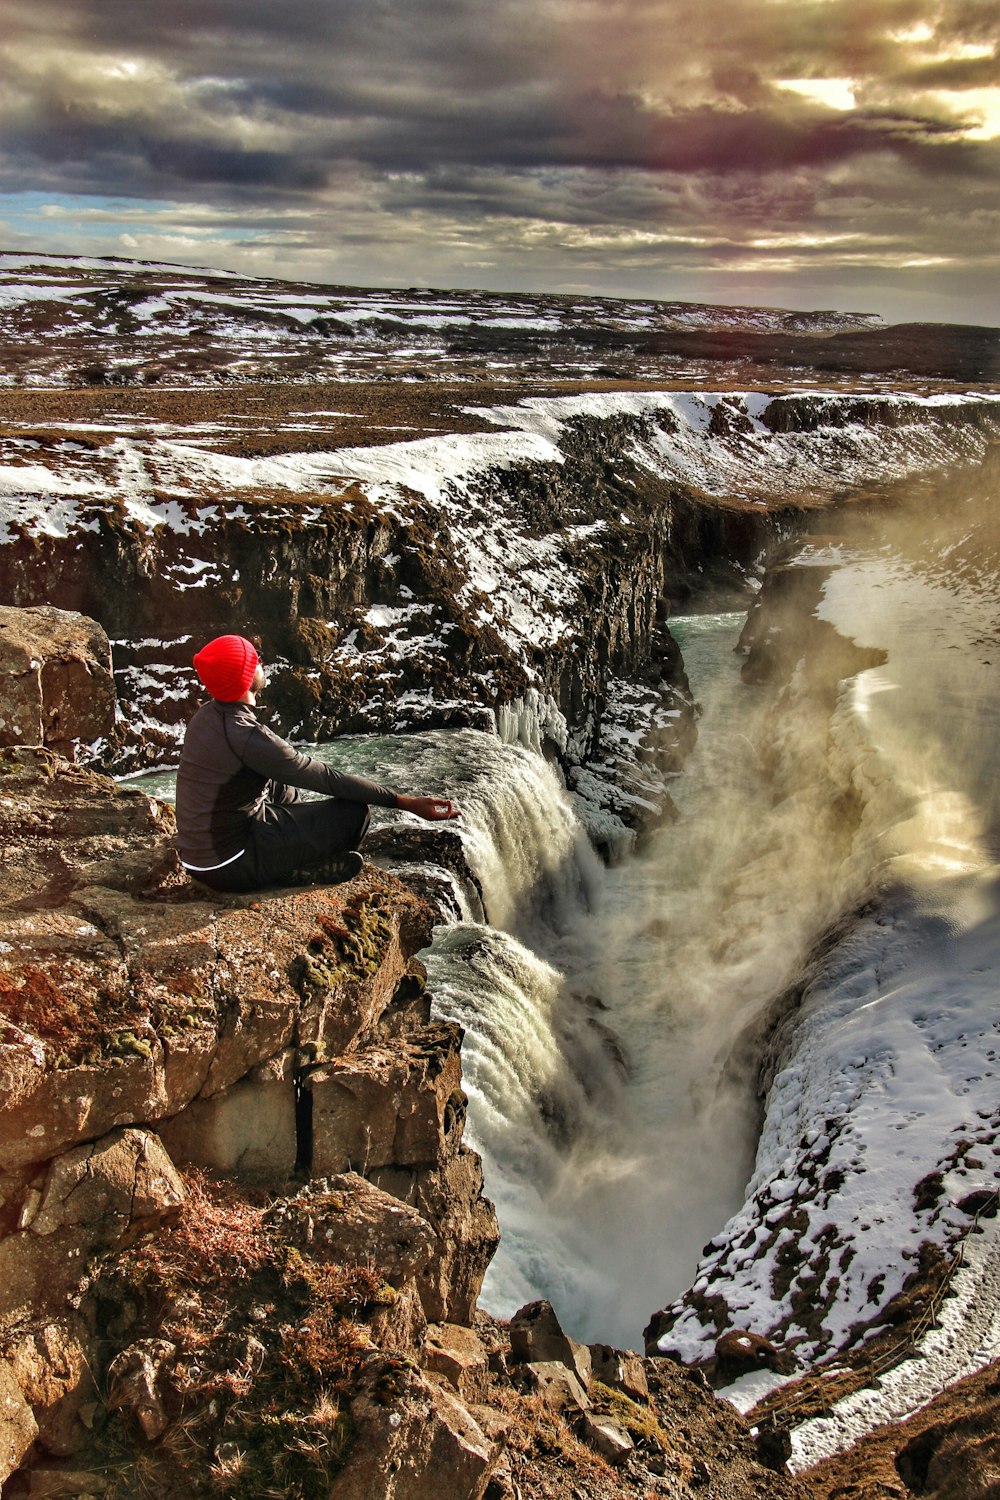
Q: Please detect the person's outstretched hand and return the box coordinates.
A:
[397,794,461,821]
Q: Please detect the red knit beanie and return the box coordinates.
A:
[192,635,259,701]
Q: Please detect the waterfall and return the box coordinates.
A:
[127,623,880,1350]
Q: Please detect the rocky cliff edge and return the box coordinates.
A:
[0,605,814,1500]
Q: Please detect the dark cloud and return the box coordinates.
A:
[0,0,997,322]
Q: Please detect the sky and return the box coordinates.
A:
[0,0,998,326]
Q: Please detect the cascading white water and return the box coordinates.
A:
[127,621,870,1349]
[313,612,881,1347]
[123,468,1000,1427]
[441,614,878,1347]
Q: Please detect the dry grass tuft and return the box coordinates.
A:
[90,1171,381,1499]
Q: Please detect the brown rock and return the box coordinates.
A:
[424,1323,492,1403]
[0,1355,38,1484]
[0,1127,184,1331]
[0,606,115,762]
[265,1173,436,1294]
[588,1342,649,1401]
[715,1328,787,1379]
[5,1320,97,1458]
[371,1149,500,1324]
[330,1361,496,1500]
[158,1047,298,1180]
[27,1465,107,1496]
[32,1125,183,1239]
[106,1339,176,1443]
[308,1020,466,1176]
[0,1051,167,1173]
[577,1410,634,1465]
[519,1361,590,1413]
[368,1280,428,1356]
[292,886,433,1059]
[509,1300,592,1389]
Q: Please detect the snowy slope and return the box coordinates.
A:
[654,490,1000,1425]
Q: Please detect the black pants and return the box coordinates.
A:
[194,799,371,893]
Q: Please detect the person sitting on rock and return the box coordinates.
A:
[175,633,459,892]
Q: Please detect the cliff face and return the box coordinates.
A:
[2,383,996,849]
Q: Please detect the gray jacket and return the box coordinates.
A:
[175,700,398,869]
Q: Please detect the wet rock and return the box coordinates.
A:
[508,1300,592,1389]
[0,1127,184,1331]
[365,825,488,920]
[0,1356,38,1483]
[308,1020,466,1175]
[738,554,886,698]
[331,1360,496,1500]
[0,605,115,763]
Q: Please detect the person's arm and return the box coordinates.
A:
[241,722,400,806]
[396,794,461,821]
[241,721,461,819]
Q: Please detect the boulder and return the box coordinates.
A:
[158,1047,298,1180]
[371,1150,500,1324]
[0,1356,38,1484]
[423,1324,492,1403]
[307,1020,466,1176]
[0,868,436,1171]
[714,1329,786,1379]
[5,1320,97,1457]
[106,1339,176,1443]
[264,1174,436,1294]
[330,1361,496,1500]
[26,1464,108,1496]
[0,606,115,762]
[368,1280,428,1356]
[0,1127,184,1331]
[578,1411,634,1465]
[588,1342,649,1401]
[293,888,431,1059]
[508,1300,592,1389]
[518,1361,590,1413]
[0,1050,165,1174]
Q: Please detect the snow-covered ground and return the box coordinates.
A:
[2,390,999,675]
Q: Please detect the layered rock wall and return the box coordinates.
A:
[0,411,796,778]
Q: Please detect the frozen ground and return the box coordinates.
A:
[6,250,994,389]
